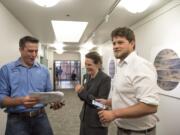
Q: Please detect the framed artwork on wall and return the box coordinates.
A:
[154,49,180,98]
[108,59,116,79]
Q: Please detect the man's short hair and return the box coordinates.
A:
[19,36,39,48]
[111,27,135,43]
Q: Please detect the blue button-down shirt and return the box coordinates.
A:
[0,58,52,113]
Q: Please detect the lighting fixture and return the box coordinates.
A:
[119,0,152,13]
[33,0,60,8]
[51,20,88,42]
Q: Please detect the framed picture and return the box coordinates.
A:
[154,49,180,98]
[108,59,116,79]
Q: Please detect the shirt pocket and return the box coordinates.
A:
[31,74,47,91]
[9,70,20,91]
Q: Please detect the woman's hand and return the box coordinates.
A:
[75,84,84,93]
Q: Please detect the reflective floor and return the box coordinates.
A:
[55,80,80,89]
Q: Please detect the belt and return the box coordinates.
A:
[8,108,46,118]
[118,126,155,134]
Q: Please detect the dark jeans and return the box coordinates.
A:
[5,113,53,135]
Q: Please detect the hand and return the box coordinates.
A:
[75,84,83,93]
[22,96,40,108]
[50,100,65,110]
[96,99,108,105]
[98,110,116,123]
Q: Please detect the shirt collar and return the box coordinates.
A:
[124,51,137,64]
[118,51,137,66]
[15,58,39,68]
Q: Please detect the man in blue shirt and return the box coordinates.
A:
[0,36,63,135]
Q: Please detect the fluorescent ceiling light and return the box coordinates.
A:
[51,21,88,42]
[119,0,152,13]
[55,49,64,54]
[33,0,60,7]
[81,41,96,51]
[50,42,64,50]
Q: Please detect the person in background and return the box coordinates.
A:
[0,36,64,135]
[75,52,111,135]
[71,70,77,81]
[58,66,63,81]
[98,27,160,135]
[55,66,59,81]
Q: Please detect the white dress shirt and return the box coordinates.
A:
[111,51,159,131]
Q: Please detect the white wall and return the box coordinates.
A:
[0,3,32,66]
[132,1,180,135]
[0,2,32,135]
[47,48,54,86]
[97,41,116,75]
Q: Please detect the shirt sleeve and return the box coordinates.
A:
[133,64,160,106]
[45,69,52,92]
[0,66,10,108]
[78,85,93,105]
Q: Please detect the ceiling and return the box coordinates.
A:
[1,0,171,52]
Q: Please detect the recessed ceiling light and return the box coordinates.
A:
[33,0,60,8]
[119,0,152,13]
[51,20,88,42]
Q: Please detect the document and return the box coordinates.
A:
[30,91,64,104]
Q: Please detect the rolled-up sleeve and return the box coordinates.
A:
[133,65,160,106]
[0,66,10,107]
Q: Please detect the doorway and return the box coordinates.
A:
[54,60,81,90]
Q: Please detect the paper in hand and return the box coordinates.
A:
[30,91,64,104]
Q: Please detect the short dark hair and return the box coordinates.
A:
[19,36,39,48]
[85,52,102,65]
[111,27,135,43]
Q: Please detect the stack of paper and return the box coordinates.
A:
[30,91,64,104]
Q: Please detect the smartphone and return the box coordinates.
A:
[92,100,106,109]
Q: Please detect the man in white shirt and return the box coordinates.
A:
[98,27,159,135]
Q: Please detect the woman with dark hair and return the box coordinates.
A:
[75,52,111,135]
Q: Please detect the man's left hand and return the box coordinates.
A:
[98,110,116,123]
[50,101,65,110]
